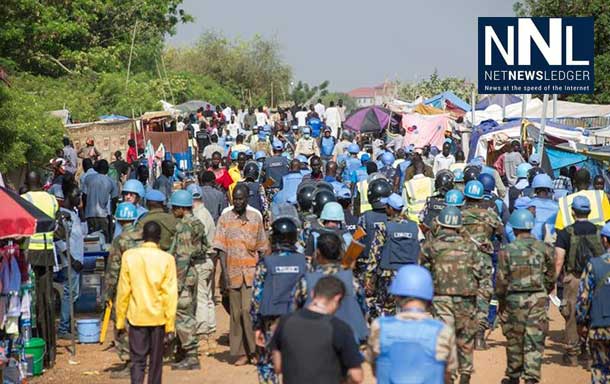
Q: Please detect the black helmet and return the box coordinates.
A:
[434,170,455,194]
[463,165,481,183]
[367,178,392,208]
[312,189,337,217]
[315,181,334,193]
[271,217,298,244]
[297,184,316,212]
[243,162,259,180]
[527,166,546,185]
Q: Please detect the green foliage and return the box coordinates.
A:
[399,70,475,102]
[514,0,610,103]
[289,80,329,106]
[164,31,292,106]
[320,92,357,114]
[0,0,191,76]
[0,86,64,173]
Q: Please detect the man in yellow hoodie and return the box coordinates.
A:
[116,221,178,384]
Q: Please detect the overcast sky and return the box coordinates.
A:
[166,0,516,92]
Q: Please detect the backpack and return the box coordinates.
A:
[566,225,604,274]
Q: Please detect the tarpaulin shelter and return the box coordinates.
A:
[413,104,444,115]
[425,91,471,112]
[174,100,215,113]
[67,119,136,161]
[0,187,55,239]
[402,113,451,150]
[344,106,391,133]
[475,94,521,110]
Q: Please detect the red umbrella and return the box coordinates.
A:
[0,187,55,239]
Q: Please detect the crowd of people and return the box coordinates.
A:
[16,98,610,384]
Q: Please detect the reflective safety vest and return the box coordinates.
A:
[590,255,610,328]
[358,179,371,213]
[555,190,610,230]
[305,269,369,342]
[261,251,307,317]
[376,315,445,384]
[379,220,420,270]
[22,191,58,250]
[403,176,434,223]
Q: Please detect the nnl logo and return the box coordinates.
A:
[478,17,594,95]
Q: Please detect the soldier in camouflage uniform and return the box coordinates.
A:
[420,206,493,384]
[137,190,177,252]
[103,202,143,378]
[168,190,209,370]
[496,209,555,384]
[462,180,503,349]
[576,222,610,384]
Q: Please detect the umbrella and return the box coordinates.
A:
[0,187,55,239]
[476,94,522,110]
[174,100,216,113]
[344,106,392,133]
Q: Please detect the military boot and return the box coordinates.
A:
[500,378,519,384]
[171,356,201,370]
[474,331,488,350]
[524,380,538,384]
[109,362,131,379]
[459,374,471,384]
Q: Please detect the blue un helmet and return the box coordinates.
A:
[381,151,395,166]
[516,163,533,179]
[436,206,463,228]
[170,190,193,208]
[122,179,145,198]
[531,174,553,190]
[464,180,484,199]
[186,183,203,199]
[348,143,360,154]
[255,150,267,161]
[509,208,535,230]
[231,151,240,161]
[445,189,465,207]
[115,202,138,221]
[320,202,345,222]
[601,222,610,238]
[389,265,434,301]
[452,168,464,183]
[477,173,495,193]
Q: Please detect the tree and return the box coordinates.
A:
[0,85,64,173]
[289,80,329,106]
[0,0,192,76]
[514,0,610,103]
[164,31,292,106]
[399,70,475,102]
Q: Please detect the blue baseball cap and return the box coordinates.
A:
[302,127,311,135]
[571,195,591,212]
[601,222,610,237]
[380,193,404,211]
[514,196,533,209]
[272,140,284,150]
[145,189,166,203]
[337,187,351,200]
[529,153,541,165]
[296,155,308,164]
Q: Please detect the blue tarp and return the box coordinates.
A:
[99,114,129,121]
[475,94,521,110]
[545,147,587,174]
[425,91,471,112]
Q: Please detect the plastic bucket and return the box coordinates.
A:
[24,338,45,376]
[76,318,101,344]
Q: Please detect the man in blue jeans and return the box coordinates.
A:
[55,185,84,338]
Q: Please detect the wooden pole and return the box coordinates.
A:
[271,82,274,109]
[155,59,167,101]
[125,21,138,88]
[537,94,549,156]
[501,94,506,120]
[470,87,475,126]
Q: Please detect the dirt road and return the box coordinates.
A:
[32,305,589,384]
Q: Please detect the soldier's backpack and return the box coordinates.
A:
[566,225,604,274]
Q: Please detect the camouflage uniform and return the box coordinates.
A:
[169,212,209,360]
[576,253,610,384]
[420,228,492,380]
[137,207,177,252]
[496,234,555,383]
[461,201,503,331]
[103,223,143,362]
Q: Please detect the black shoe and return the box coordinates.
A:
[110,363,131,379]
[171,357,200,370]
[524,380,538,384]
[501,378,519,384]
[459,374,471,384]
[475,331,488,350]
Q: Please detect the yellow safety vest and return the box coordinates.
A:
[22,191,58,250]
[358,179,371,213]
[403,176,434,223]
[555,190,610,230]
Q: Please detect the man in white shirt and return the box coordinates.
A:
[324,101,342,138]
[337,99,347,122]
[255,106,270,127]
[432,142,456,175]
[177,117,186,132]
[295,107,308,127]
[222,103,233,123]
[314,99,325,119]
